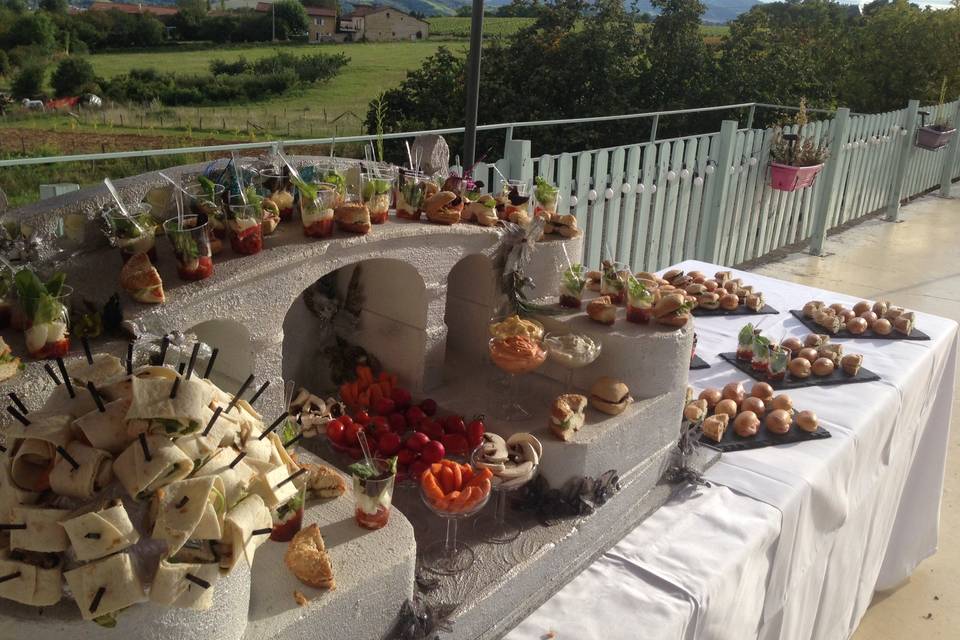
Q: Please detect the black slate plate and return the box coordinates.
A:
[719,352,881,389]
[693,304,779,317]
[789,309,930,341]
[690,354,711,370]
[698,417,832,452]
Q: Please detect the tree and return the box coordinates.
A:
[3,12,58,51]
[39,0,68,13]
[2,0,27,13]
[303,0,338,11]
[455,6,472,16]
[51,56,98,97]
[272,0,309,39]
[11,63,47,99]
[646,0,714,108]
[0,51,9,78]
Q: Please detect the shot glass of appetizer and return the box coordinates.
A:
[227,203,264,255]
[315,160,348,206]
[362,167,397,224]
[533,176,560,218]
[395,170,431,220]
[103,202,157,264]
[163,214,213,281]
[14,269,71,359]
[559,263,588,309]
[350,457,397,531]
[185,181,226,240]
[296,181,337,238]
[257,170,295,221]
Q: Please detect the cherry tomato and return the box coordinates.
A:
[388,412,407,433]
[391,387,412,409]
[405,432,430,452]
[375,398,396,416]
[467,415,485,448]
[378,432,402,456]
[397,448,417,465]
[326,418,346,445]
[420,440,445,464]
[354,410,371,427]
[344,422,362,446]
[419,398,438,416]
[444,415,466,435]
[442,434,469,456]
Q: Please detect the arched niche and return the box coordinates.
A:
[184,319,253,391]
[443,253,500,369]
[281,258,427,395]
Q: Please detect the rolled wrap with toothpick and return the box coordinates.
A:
[8,415,72,492]
[113,434,192,500]
[61,501,139,562]
[149,560,219,610]
[10,506,70,552]
[63,552,146,621]
[221,493,272,570]
[152,476,226,556]
[0,549,62,606]
[49,442,113,499]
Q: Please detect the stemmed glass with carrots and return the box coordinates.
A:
[419,459,492,575]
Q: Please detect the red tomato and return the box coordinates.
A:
[374,398,396,416]
[405,432,430,452]
[326,418,346,445]
[340,414,354,428]
[406,406,426,425]
[467,415,485,448]
[397,448,417,466]
[444,415,466,435]
[409,459,430,480]
[347,447,363,460]
[344,422,362,446]
[419,398,438,417]
[378,432,402,456]
[388,412,407,433]
[420,440,445,464]
[391,387,412,409]
[354,410,371,427]
[442,434,469,456]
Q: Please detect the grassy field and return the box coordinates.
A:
[427,17,729,40]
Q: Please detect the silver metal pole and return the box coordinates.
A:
[463,0,484,166]
[272,3,276,42]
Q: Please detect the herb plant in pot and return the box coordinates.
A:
[916,78,956,151]
[769,99,830,192]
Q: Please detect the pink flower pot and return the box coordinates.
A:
[770,162,824,192]
[916,126,956,151]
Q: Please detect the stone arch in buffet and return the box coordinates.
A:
[443,252,499,372]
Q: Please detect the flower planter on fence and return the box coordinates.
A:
[769,162,824,192]
[915,125,956,151]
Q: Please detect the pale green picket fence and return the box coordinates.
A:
[507,99,960,271]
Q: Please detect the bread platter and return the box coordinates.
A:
[789,299,930,340]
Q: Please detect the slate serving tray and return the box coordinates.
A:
[690,354,711,370]
[719,352,881,389]
[789,310,930,341]
[693,303,779,317]
[698,416,831,452]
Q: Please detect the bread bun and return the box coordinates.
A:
[828,303,846,314]
[839,309,856,323]
[721,382,746,404]
[697,292,721,310]
[859,310,878,326]
[587,296,617,325]
[704,280,719,292]
[853,301,871,315]
[334,203,371,234]
[688,271,706,284]
[812,357,835,376]
[846,317,868,335]
[872,300,889,316]
[549,393,588,441]
[719,293,740,310]
[698,388,722,409]
[788,357,812,378]
[840,353,863,376]
[803,301,824,318]
[741,396,766,417]
[798,347,819,362]
[714,398,738,418]
[589,377,632,415]
[873,318,893,335]
[771,394,793,413]
[797,410,819,433]
[781,336,803,355]
[804,333,828,348]
[733,411,760,437]
[765,409,792,435]
[684,399,709,422]
[750,382,775,402]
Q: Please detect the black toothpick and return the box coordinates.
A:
[276,467,307,488]
[0,445,6,454]
[258,412,289,440]
[175,496,190,509]
[228,451,246,469]
[248,380,270,406]
[81,337,93,365]
[7,393,27,415]
[0,524,26,531]
[203,348,219,379]
[158,334,170,365]
[6,406,29,427]
[225,374,255,414]
[283,432,303,448]
[56,358,74,398]
[89,586,106,613]
[184,573,211,589]
[43,363,61,386]
[0,571,21,585]
[138,433,152,462]
[169,363,185,399]
[202,407,223,437]
[186,342,200,380]
[87,382,105,413]
[251,528,272,536]
[56,446,80,471]
[126,342,134,375]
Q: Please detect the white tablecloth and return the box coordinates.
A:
[506,260,959,640]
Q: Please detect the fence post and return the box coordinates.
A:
[697,119,738,263]
[886,99,919,221]
[504,138,532,184]
[938,101,960,197]
[649,114,659,143]
[809,108,851,255]
[746,104,756,130]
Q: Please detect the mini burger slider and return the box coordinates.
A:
[589,377,632,415]
[425,191,464,225]
[334,202,371,235]
[462,194,499,227]
[653,293,693,328]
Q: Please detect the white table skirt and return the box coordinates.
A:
[506,260,958,640]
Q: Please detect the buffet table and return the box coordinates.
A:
[506,259,959,640]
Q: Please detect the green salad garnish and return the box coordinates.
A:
[348,455,397,481]
[362,178,392,200]
[14,269,66,325]
[561,264,587,295]
[197,175,218,201]
[535,176,559,203]
[320,171,347,196]
[400,179,426,207]
[627,274,653,303]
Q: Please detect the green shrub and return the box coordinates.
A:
[0,51,9,77]
[51,57,98,97]
[11,63,47,99]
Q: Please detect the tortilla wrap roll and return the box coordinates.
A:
[8,415,72,492]
[174,413,229,465]
[10,506,70,552]
[248,464,300,509]
[0,459,38,547]
[113,434,193,499]
[67,353,125,387]
[36,384,98,419]
[149,560,219,610]
[240,436,280,474]
[152,476,225,556]
[126,374,214,436]
[75,397,133,455]
[61,501,139,562]
[63,552,146,621]
[0,550,61,606]
[49,441,114,499]
[223,494,272,569]
[193,448,256,508]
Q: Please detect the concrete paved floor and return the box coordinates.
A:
[750,194,960,639]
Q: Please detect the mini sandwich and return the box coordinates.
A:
[120,253,164,304]
[745,293,765,312]
[893,311,915,336]
[424,191,463,225]
[697,292,720,310]
[334,202,371,234]
[587,296,617,325]
[549,393,588,441]
[589,377,632,416]
[662,269,685,286]
[463,194,498,227]
[653,293,693,328]
[702,413,729,443]
[714,270,733,284]
[0,337,21,383]
[550,214,581,238]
